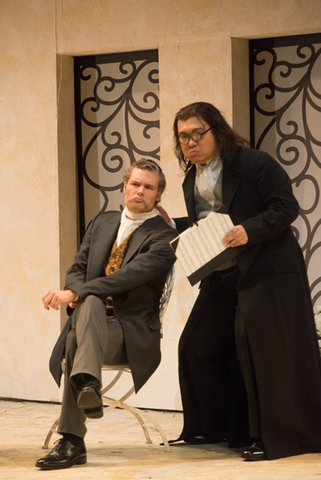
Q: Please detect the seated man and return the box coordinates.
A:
[36,159,177,470]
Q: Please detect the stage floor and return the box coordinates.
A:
[1,399,320,479]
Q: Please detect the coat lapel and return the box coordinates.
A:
[182,166,197,225]
[122,216,159,266]
[216,148,242,214]
[216,167,242,214]
[182,157,242,219]
[87,213,120,280]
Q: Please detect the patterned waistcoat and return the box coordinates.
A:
[105,229,136,310]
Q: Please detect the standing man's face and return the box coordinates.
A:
[124,168,161,214]
[177,116,219,165]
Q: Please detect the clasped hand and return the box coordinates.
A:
[42,289,78,311]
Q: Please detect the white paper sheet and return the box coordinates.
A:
[170,212,235,281]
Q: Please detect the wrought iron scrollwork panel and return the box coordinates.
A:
[250,34,321,307]
[75,50,160,236]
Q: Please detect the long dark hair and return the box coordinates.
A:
[173,102,249,171]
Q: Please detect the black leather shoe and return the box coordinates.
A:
[242,441,266,461]
[35,437,87,470]
[77,382,103,419]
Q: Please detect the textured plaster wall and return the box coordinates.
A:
[0,0,61,401]
[0,0,320,408]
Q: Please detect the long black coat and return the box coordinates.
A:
[50,212,177,393]
[176,147,321,459]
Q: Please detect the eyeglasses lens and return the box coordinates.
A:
[179,130,202,144]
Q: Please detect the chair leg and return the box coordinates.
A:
[132,408,171,452]
[101,395,171,452]
[43,370,171,452]
[99,395,153,445]
[43,404,170,452]
[101,370,124,395]
[42,417,60,449]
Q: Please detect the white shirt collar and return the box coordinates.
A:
[195,153,222,202]
[117,206,157,245]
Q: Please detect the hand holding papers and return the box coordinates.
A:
[170,212,244,286]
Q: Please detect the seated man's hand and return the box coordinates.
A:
[68,301,78,309]
[42,289,78,311]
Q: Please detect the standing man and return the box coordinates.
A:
[159,102,321,460]
[36,159,177,470]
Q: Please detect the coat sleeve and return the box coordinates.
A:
[173,217,189,233]
[64,218,94,288]
[236,151,300,247]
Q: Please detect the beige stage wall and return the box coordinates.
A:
[0,0,320,409]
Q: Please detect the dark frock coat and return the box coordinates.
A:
[49,212,177,393]
[176,147,321,460]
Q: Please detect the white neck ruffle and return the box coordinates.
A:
[117,206,157,245]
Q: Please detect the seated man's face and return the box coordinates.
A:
[124,168,161,213]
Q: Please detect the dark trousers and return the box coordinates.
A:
[58,295,127,439]
[178,267,250,447]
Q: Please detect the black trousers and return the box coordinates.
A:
[178,267,250,447]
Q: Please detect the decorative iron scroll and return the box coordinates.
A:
[250,34,321,307]
[74,50,159,236]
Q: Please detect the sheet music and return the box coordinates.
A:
[170,212,234,278]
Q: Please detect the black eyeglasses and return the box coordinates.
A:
[178,127,213,145]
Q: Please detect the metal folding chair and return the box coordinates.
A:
[43,266,175,452]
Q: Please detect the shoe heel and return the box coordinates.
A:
[76,455,87,465]
[84,406,104,419]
